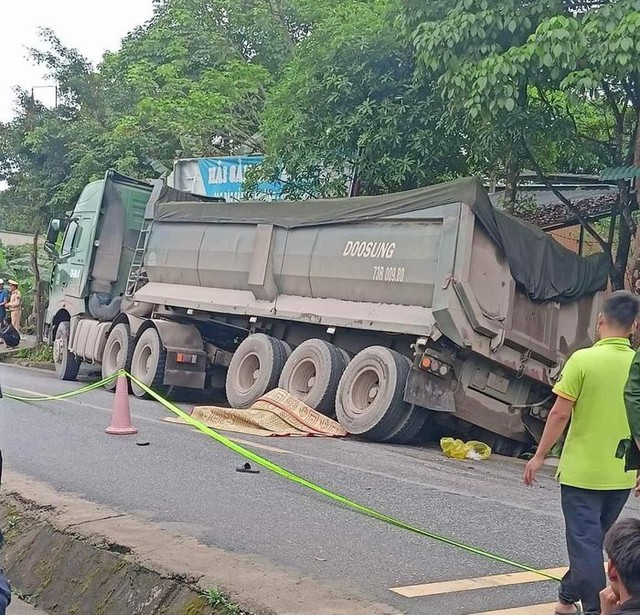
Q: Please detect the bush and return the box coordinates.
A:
[0,240,52,334]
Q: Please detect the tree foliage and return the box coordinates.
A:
[1,0,640,288]
[257,1,467,198]
[402,0,640,287]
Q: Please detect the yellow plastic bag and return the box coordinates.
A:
[440,437,468,460]
[465,440,492,461]
[440,437,491,461]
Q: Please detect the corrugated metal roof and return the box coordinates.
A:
[600,166,640,180]
[490,187,620,230]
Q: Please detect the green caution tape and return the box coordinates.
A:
[4,368,562,582]
[4,374,117,402]
[125,371,562,583]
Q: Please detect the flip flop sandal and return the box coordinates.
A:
[555,604,581,615]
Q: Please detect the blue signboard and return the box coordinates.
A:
[197,156,283,201]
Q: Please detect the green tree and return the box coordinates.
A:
[402,0,640,289]
[0,0,311,222]
[258,0,467,198]
[403,0,587,209]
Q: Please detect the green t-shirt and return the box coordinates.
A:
[553,337,636,490]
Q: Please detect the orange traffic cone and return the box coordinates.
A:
[106,374,138,435]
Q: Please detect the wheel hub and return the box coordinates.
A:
[53,338,64,363]
[113,341,122,366]
[349,366,382,414]
[290,359,317,396]
[236,352,261,393]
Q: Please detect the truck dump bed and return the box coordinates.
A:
[127,177,610,447]
[139,177,606,364]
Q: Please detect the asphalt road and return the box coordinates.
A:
[1,364,638,615]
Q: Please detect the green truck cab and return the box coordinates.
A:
[44,171,153,379]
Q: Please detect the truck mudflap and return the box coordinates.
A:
[150,319,207,390]
[404,367,455,413]
[163,348,207,389]
[406,346,534,444]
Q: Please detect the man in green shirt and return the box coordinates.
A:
[524,290,640,615]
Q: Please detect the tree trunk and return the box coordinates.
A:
[613,200,632,291]
[503,148,518,214]
[627,110,640,294]
[31,231,43,344]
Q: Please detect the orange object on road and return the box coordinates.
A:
[106,374,138,435]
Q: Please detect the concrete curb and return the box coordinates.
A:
[0,359,55,372]
[0,336,38,358]
[1,471,400,615]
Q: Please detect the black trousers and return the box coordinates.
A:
[559,485,630,614]
[0,569,9,614]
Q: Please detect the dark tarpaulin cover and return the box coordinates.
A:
[152,183,225,205]
[154,177,609,303]
[143,182,225,219]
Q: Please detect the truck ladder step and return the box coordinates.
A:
[125,222,152,297]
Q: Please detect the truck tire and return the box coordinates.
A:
[281,341,293,361]
[382,406,427,444]
[102,323,134,392]
[381,357,427,444]
[53,321,81,382]
[337,348,351,367]
[226,334,286,409]
[336,346,412,441]
[130,328,167,398]
[278,339,348,417]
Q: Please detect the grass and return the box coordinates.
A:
[10,343,53,363]
[12,588,36,604]
[201,588,246,614]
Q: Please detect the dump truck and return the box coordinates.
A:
[44,171,610,455]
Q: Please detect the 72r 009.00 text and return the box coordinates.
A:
[372,266,405,282]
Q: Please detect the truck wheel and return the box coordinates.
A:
[278,339,348,417]
[337,348,351,367]
[53,321,81,382]
[102,324,134,391]
[381,357,427,444]
[382,407,427,444]
[280,341,293,361]
[336,346,412,441]
[130,328,167,398]
[226,334,286,408]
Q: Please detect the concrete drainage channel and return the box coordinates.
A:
[0,471,399,615]
[1,499,247,615]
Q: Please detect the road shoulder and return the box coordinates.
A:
[9,599,47,614]
[1,470,399,615]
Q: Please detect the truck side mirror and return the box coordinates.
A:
[44,218,67,256]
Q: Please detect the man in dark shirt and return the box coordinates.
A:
[0,280,7,328]
[0,564,9,614]
[600,518,640,615]
[0,449,9,613]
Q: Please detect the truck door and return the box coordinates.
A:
[55,214,95,299]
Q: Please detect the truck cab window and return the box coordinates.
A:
[60,221,79,257]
